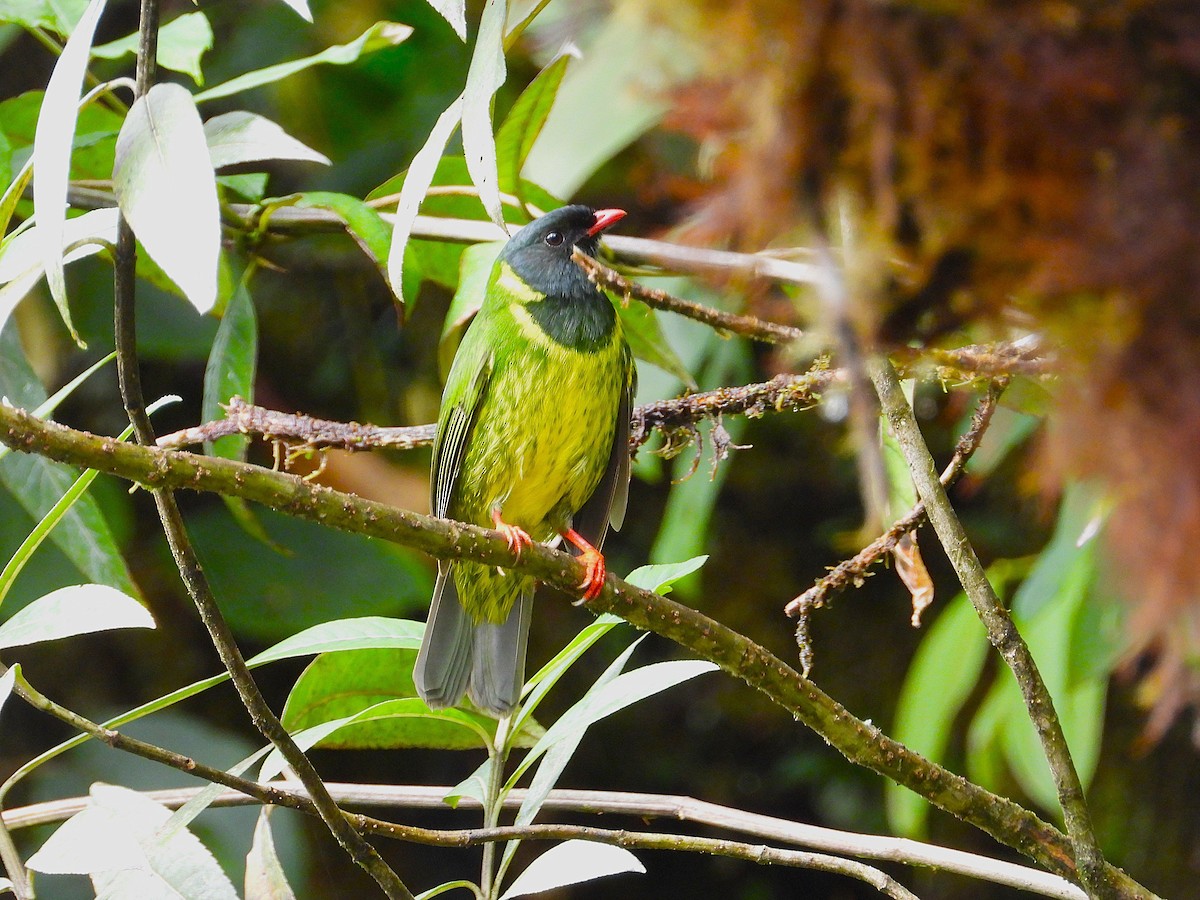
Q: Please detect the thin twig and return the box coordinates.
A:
[573,248,805,344]
[0,404,1159,899]
[109,5,411,897]
[870,359,1110,899]
[786,379,1008,673]
[2,784,1086,899]
[155,368,839,456]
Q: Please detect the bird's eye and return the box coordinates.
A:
[544,231,564,247]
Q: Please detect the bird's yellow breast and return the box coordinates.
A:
[448,302,625,540]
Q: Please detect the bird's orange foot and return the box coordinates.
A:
[563,528,606,603]
[491,509,533,559]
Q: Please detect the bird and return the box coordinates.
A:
[413,205,636,717]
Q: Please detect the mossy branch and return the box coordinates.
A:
[0,402,1156,899]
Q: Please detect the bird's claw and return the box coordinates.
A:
[573,546,606,604]
[491,511,532,560]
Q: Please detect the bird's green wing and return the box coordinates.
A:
[574,352,636,547]
[431,337,493,519]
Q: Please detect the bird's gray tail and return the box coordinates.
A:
[414,564,533,717]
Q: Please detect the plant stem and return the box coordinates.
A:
[480,716,512,900]
[870,358,1110,899]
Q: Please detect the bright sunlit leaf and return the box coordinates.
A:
[386,93,464,306]
[31,0,108,345]
[462,0,507,230]
[114,83,220,314]
[500,841,644,899]
[194,21,412,103]
[245,808,297,900]
[204,110,330,169]
[0,584,153,650]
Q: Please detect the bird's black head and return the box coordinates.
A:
[501,205,626,302]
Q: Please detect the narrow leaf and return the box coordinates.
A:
[0,322,136,597]
[0,584,153,649]
[496,54,570,195]
[194,22,412,103]
[462,0,507,229]
[202,279,257,460]
[386,93,464,306]
[245,808,297,900]
[425,0,466,40]
[438,239,503,375]
[0,207,119,334]
[500,841,644,899]
[515,660,717,784]
[886,590,990,837]
[0,665,17,721]
[292,191,392,290]
[618,300,695,389]
[204,111,330,169]
[31,0,108,344]
[508,636,646,847]
[113,83,220,313]
[275,0,313,21]
[91,11,213,85]
[248,616,425,665]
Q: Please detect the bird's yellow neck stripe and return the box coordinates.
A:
[495,262,544,305]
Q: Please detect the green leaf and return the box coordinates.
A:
[193,21,413,103]
[245,809,297,900]
[280,647,543,751]
[386,93,464,306]
[91,11,213,85]
[248,616,425,666]
[496,53,570,197]
[499,841,644,899]
[424,0,465,40]
[30,0,108,344]
[262,699,498,780]
[505,635,646,873]
[438,239,503,376]
[204,110,330,169]
[512,660,717,786]
[2,617,427,794]
[462,0,507,229]
[523,12,696,197]
[618,300,695,389]
[291,191,392,291]
[625,556,708,594]
[0,323,136,597]
[0,584,153,649]
[114,83,220,314]
[202,279,257,460]
[515,613,626,735]
[965,403,1041,478]
[966,486,1111,814]
[0,0,88,34]
[886,590,989,837]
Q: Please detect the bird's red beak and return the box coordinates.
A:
[586,208,626,238]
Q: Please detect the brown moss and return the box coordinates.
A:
[639,0,1200,734]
